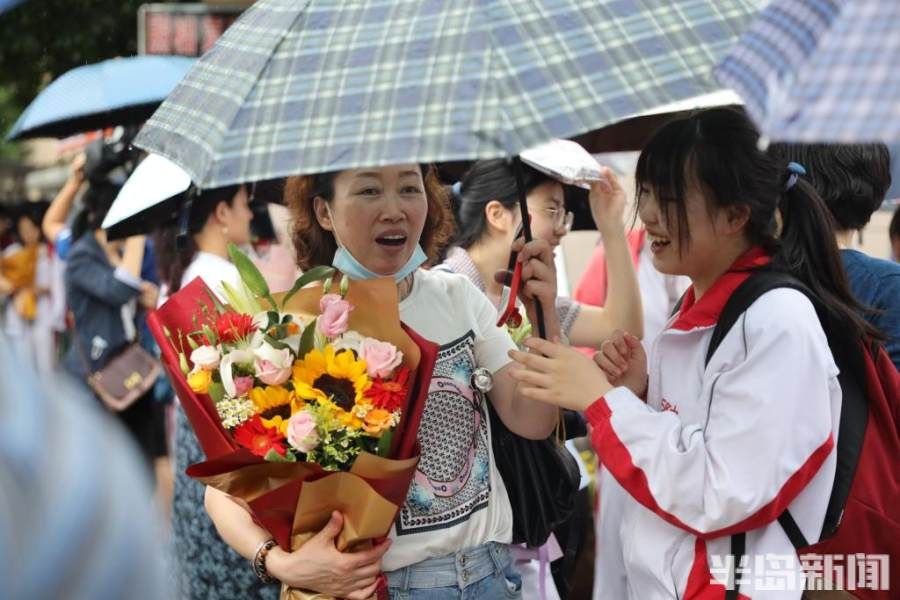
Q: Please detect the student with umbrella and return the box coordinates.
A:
[203,163,561,599]
[506,108,874,599]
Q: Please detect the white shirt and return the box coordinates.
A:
[158,251,240,307]
[384,268,516,571]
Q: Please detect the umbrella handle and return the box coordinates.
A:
[511,156,547,340]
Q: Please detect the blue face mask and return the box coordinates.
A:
[328,205,427,281]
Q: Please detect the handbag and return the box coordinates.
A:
[75,332,161,412]
[488,403,581,547]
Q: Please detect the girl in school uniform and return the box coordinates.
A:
[507,107,880,599]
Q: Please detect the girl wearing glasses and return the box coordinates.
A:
[444,158,642,349]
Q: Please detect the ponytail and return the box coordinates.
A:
[451,159,552,249]
[772,173,883,343]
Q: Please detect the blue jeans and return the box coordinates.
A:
[386,542,522,599]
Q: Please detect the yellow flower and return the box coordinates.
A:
[187,368,212,394]
[261,414,289,436]
[292,346,371,429]
[250,386,293,424]
[250,385,293,412]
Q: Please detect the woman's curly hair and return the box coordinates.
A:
[285,165,455,270]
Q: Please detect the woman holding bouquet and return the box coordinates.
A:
[205,163,561,599]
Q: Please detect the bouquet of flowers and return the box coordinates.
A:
[148,245,437,600]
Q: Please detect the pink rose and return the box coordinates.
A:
[234,376,254,398]
[359,338,403,379]
[253,342,293,386]
[286,410,319,453]
[317,294,352,337]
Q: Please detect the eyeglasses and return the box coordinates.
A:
[541,207,574,232]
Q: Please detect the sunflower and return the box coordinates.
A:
[292,346,371,429]
[249,385,293,426]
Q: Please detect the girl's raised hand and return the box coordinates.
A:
[594,331,648,398]
[588,166,627,234]
[508,337,613,411]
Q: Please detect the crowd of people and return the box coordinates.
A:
[1,106,899,599]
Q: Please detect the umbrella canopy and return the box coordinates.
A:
[135,0,760,189]
[715,0,900,144]
[100,154,192,240]
[7,55,195,141]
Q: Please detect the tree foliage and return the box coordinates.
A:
[0,0,188,146]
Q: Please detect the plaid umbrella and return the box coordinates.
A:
[135,0,759,189]
[715,0,900,143]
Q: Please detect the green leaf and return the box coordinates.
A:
[204,288,226,314]
[208,382,225,404]
[202,324,218,346]
[266,311,280,330]
[376,429,394,457]
[263,334,290,351]
[297,318,318,357]
[186,335,199,351]
[228,243,271,299]
[264,449,297,463]
[281,265,336,308]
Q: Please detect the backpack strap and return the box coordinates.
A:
[725,532,746,600]
[704,268,868,594]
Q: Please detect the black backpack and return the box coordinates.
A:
[680,269,900,599]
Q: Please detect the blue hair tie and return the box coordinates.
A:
[785,161,806,191]
[450,181,462,200]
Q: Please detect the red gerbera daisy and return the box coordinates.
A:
[233,415,287,457]
[365,367,410,412]
[216,312,257,344]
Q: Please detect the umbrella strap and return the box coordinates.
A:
[511,156,546,340]
[176,186,198,251]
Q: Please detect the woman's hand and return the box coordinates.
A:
[139,281,159,310]
[266,511,389,600]
[507,337,613,411]
[70,152,86,184]
[495,237,561,341]
[588,166,627,235]
[594,331,648,398]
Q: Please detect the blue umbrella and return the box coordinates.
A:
[0,0,26,14]
[6,55,195,140]
[715,0,900,143]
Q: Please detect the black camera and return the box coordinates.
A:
[83,126,142,186]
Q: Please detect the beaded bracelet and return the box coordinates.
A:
[252,538,278,584]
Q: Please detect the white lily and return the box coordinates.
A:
[219,348,255,398]
[220,279,263,316]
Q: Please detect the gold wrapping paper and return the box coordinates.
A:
[193,453,418,600]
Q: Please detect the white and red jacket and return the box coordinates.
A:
[589,249,841,599]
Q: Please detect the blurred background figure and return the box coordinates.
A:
[891,204,900,262]
[0,334,169,600]
[60,163,170,502]
[768,142,900,369]
[1,201,63,373]
[153,184,279,600]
